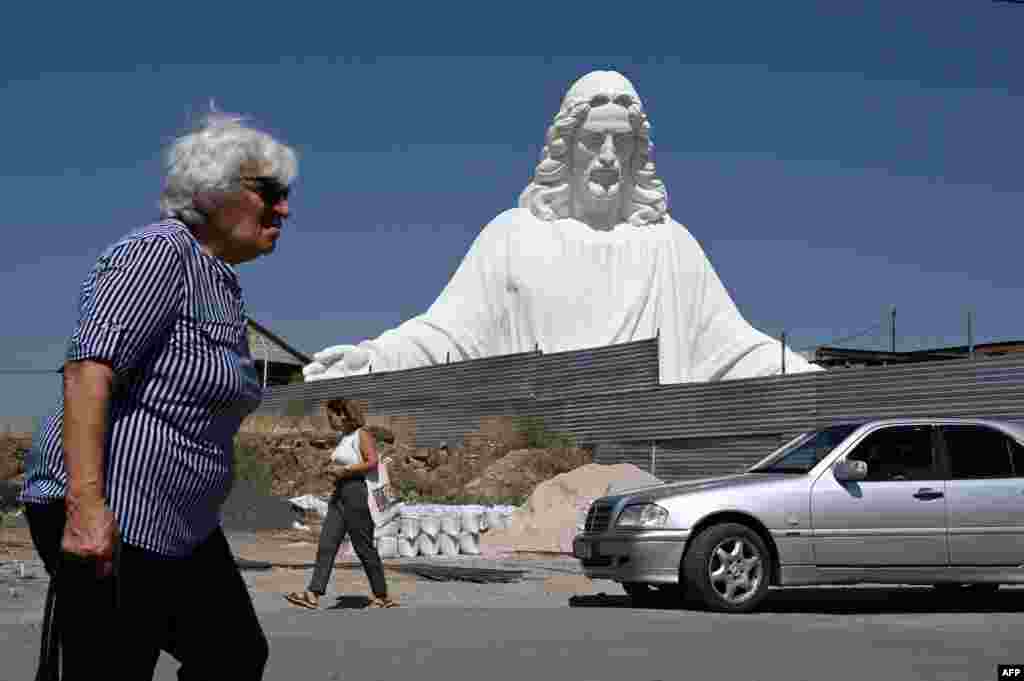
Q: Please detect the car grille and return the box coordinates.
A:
[584,501,613,534]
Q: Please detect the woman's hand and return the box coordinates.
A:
[326,463,353,479]
[62,494,118,578]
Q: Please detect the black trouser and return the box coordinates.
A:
[308,478,388,599]
[25,500,268,680]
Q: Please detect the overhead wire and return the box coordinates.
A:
[0,369,60,374]
[793,321,886,352]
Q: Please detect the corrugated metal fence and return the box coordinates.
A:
[251,338,1024,481]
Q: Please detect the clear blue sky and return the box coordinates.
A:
[2,1,1022,422]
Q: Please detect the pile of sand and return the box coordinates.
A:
[461,447,592,501]
[479,463,661,556]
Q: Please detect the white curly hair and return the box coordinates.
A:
[159,106,298,226]
[518,71,668,227]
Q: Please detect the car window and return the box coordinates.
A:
[749,424,863,474]
[941,425,1014,480]
[847,426,937,482]
[1009,437,1024,477]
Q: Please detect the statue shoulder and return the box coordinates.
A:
[483,207,541,232]
[475,207,540,243]
[661,214,707,254]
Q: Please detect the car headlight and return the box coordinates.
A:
[615,503,669,529]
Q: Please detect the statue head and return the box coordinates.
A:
[519,70,668,228]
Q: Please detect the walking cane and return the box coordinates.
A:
[34,570,59,681]
[34,533,121,681]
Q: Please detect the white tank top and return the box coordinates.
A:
[330,428,363,466]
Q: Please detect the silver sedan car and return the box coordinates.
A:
[574,418,1024,612]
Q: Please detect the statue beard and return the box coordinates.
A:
[573,162,632,221]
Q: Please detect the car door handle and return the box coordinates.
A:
[913,488,944,500]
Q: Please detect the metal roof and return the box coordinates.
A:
[246,319,311,367]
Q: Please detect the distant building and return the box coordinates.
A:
[809,341,1024,369]
[246,319,311,388]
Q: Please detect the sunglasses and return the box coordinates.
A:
[241,175,291,206]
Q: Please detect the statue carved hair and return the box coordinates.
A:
[518,71,668,227]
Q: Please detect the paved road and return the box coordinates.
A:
[3,559,1023,681]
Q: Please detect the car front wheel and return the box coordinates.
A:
[682,523,771,613]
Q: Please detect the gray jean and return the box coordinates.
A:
[308,478,387,599]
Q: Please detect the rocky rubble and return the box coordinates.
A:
[0,434,30,483]
[237,429,594,505]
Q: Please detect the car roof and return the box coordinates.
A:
[820,417,1024,439]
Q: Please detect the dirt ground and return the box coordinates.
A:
[0,527,34,561]
[244,564,422,600]
[0,526,600,604]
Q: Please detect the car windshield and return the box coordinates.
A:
[748,424,864,474]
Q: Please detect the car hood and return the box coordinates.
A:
[615,473,797,504]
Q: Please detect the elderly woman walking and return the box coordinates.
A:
[19,110,297,680]
[285,398,397,609]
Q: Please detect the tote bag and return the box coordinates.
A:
[365,456,401,526]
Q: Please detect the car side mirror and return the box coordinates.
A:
[834,459,867,482]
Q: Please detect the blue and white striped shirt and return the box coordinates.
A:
[20,220,263,556]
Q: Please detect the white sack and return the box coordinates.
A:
[400,514,420,537]
[486,509,506,531]
[373,520,399,539]
[415,533,438,556]
[376,536,398,559]
[398,536,418,558]
[440,512,461,536]
[419,514,441,538]
[458,532,480,555]
[438,533,460,557]
[459,509,481,534]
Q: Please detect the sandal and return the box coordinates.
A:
[284,591,320,610]
[367,596,399,609]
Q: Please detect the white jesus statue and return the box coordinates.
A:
[305,70,821,383]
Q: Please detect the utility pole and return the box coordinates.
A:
[967,309,975,359]
[890,306,896,353]
[780,331,787,375]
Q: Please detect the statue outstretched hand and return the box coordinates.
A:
[303,344,373,381]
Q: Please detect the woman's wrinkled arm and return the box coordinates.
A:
[61,359,118,577]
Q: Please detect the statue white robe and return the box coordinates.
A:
[318,207,819,383]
